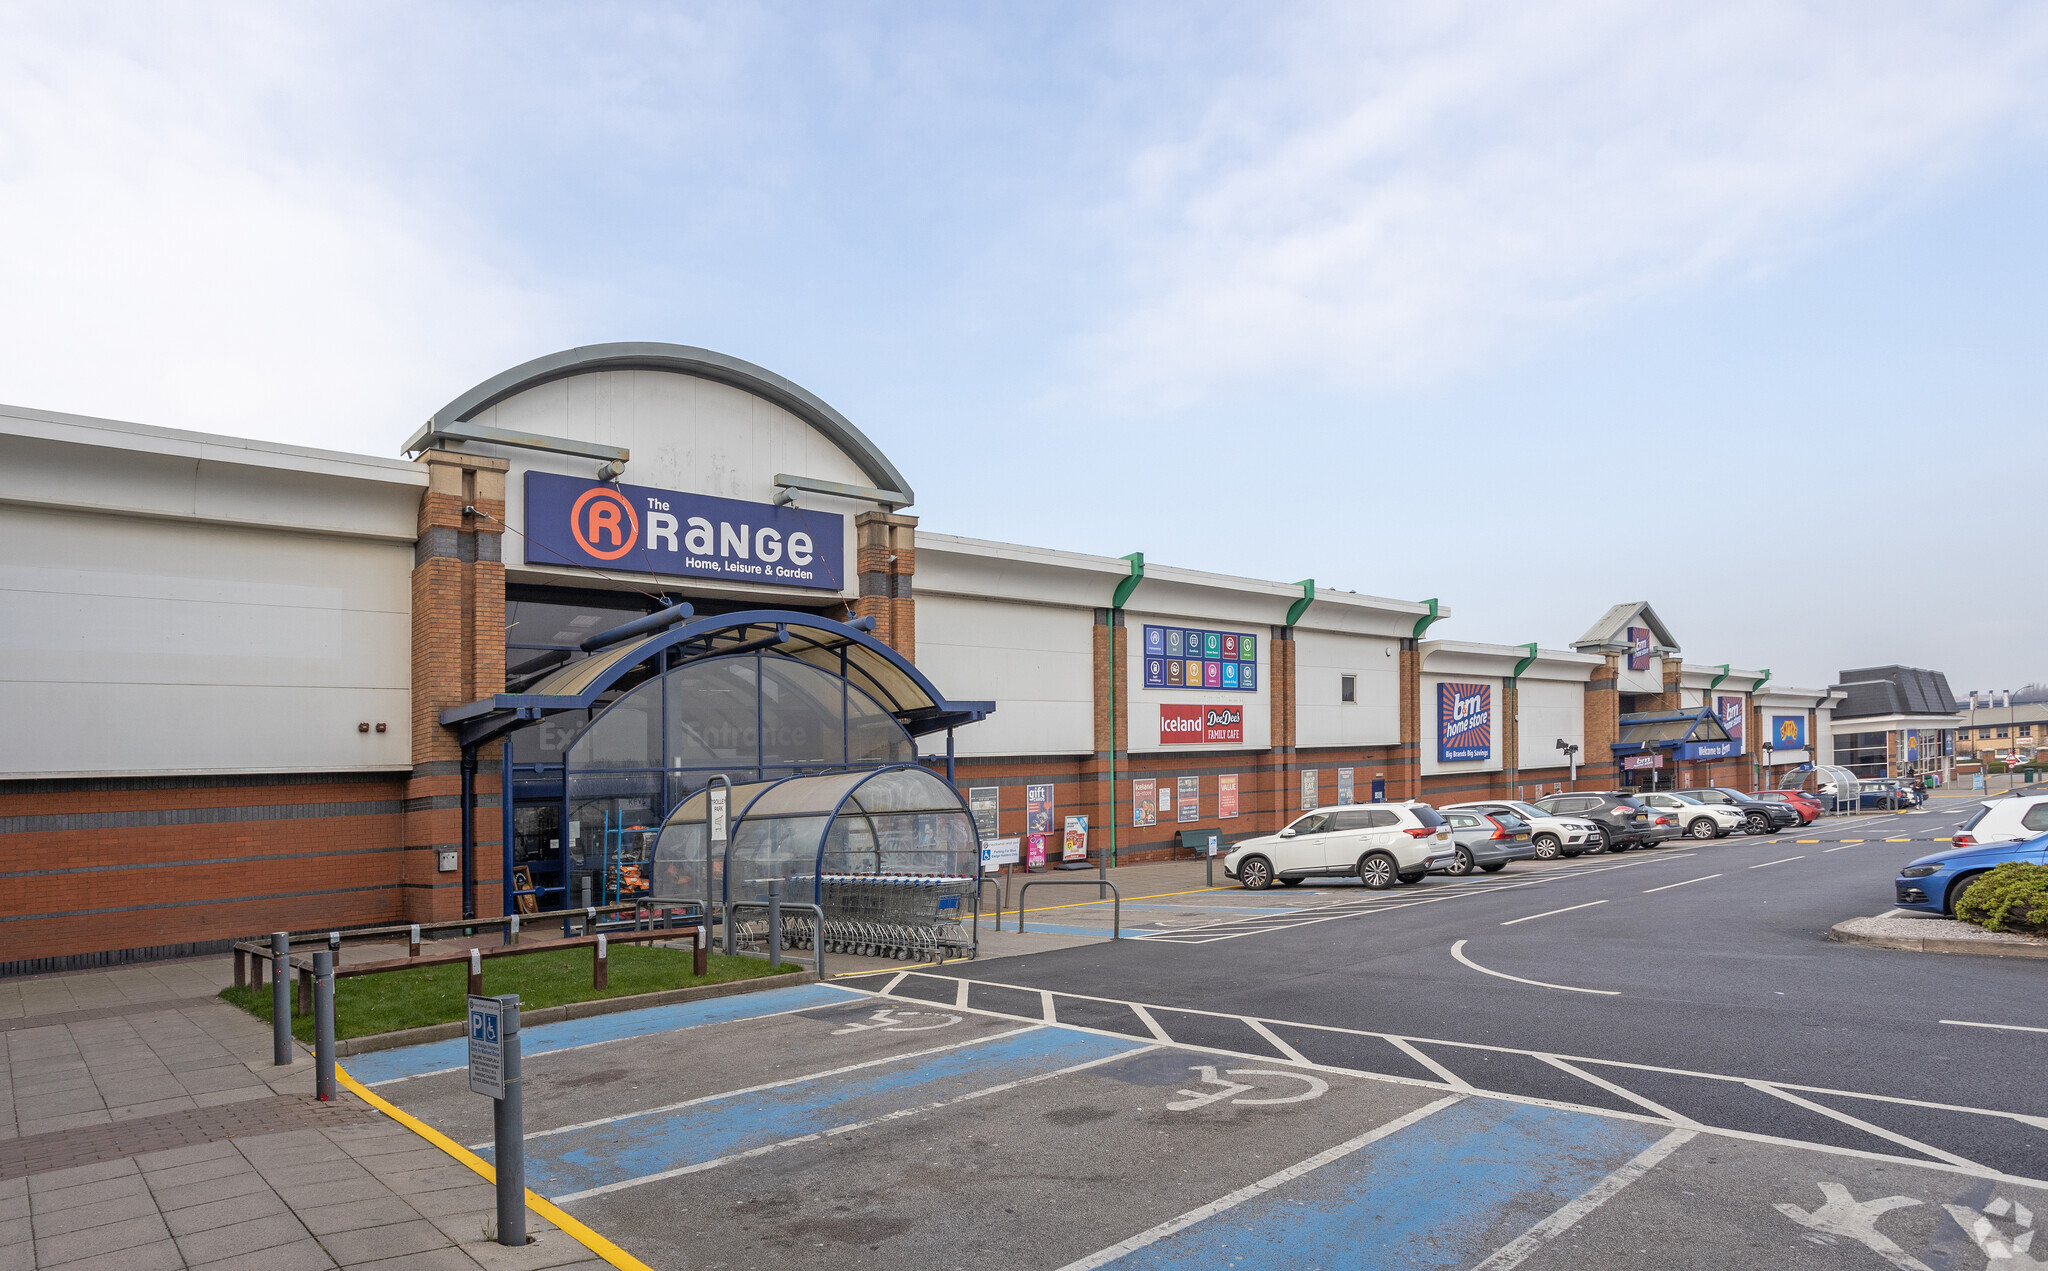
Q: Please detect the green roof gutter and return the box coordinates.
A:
[1411,598,1443,640]
[1286,580,1314,628]
[1707,663,1732,692]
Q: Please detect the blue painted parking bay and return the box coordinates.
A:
[1087,1099,1669,1270]
[498,1024,1146,1201]
[341,982,857,1086]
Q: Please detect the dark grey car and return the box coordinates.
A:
[1434,810,1536,875]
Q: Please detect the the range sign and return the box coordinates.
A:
[1438,682,1492,763]
[1160,704,1244,745]
[1626,626,1652,672]
[524,471,844,591]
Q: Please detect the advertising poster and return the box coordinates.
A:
[1337,767,1354,805]
[1301,769,1319,810]
[1219,774,1239,819]
[1715,696,1746,754]
[1177,776,1200,822]
[1026,834,1048,869]
[1139,625,1260,692]
[1062,816,1088,861]
[1132,779,1158,827]
[968,787,999,839]
[1025,784,1053,835]
[1438,683,1493,763]
[1772,715,1807,751]
[1626,626,1652,672]
[1159,781,1172,815]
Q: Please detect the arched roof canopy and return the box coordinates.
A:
[439,610,990,749]
[404,341,913,502]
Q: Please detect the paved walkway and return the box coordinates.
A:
[1,958,609,1270]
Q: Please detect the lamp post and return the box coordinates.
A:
[1761,741,1774,794]
[1556,738,1580,790]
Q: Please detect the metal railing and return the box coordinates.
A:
[1003,878,1122,940]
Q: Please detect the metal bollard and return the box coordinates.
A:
[328,930,341,962]
[693,926,708,977]
[581,876,593,915]
[767,879,783,968]
[408,923,421,959]
[270,932,292,1065]
[507,914,520,946]
[493,997,526,1246]
[593,932,608,990]
[468,948,483,997]
[313,950,336,1101]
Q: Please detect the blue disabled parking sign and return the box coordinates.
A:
[468,995,505,1098]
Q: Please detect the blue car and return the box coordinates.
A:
[1895,832,2048,916]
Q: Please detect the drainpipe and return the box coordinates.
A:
[1411,598,1443,640]
[1286,580,1315,628]
[1281,581,1313,823]
[1508,643,1538,799]
[1748,669,1771,791]
[1108,553,1144,872]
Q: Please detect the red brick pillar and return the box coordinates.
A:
[1270,628,1298,826]
[1584,655,1620,790]
[1092,616,1128,857]
[854,511,918,660]
[1398,641,1421,799]
[406,450,508,922]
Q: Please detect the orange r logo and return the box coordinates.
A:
[569,488,639,560]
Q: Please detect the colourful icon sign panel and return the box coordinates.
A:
[1141,626,1258,690]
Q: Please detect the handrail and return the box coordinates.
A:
[1009,879,1122,940]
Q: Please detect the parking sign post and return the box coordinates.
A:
[470,993,525,1246]
[270,931,291,1066]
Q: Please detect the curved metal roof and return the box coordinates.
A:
[441,609,990,747]
[423,342,912,501]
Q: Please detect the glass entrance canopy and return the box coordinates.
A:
[651,765,978,907]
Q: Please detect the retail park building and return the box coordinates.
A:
[0,344,1923,972]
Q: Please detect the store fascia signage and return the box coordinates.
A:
[524,471,844,591]
[1438,682,1493,763]
[1160,703,1244,744]
[1676,739,1737,761]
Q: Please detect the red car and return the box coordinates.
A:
[1755,789,1823,823]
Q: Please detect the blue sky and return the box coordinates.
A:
[3,2,2044,692]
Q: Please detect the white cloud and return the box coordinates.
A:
[1090,1,2048,405]
[0,5,552,454]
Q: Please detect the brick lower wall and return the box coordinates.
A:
[0,772,410,976]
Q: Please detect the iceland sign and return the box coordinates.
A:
[1438,682,1493,763]
[525,472,844,591]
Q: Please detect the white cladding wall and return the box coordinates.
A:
[1516,679,1585,772]
[0,503,412,776]
[1125,611,1272,753]
[1420,673,1505,776]
[1294,629,1401,747]
[1617,656,1663,695]
[915,595,1095,757]
[487,370,865,601]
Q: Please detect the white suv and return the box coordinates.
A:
[1953,795,2048,850]
[1635,791,1745,840]
[1443,800,1601,859]
[1225,803,1456,891]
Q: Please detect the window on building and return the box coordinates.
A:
[1997,727,2009,738]
[1341,674,1356,703]
[2024,724,2036,738]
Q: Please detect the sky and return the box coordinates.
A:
[3,2,2045,694]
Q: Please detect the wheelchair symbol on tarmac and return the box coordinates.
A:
[832,1007,961,1035]
[1166,1065,1329,1111]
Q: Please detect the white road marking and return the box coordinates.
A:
[1777,1184,1932,1271]
[1942,1019,2048,1035]
[830,1007,960,1035]
[1473,1129,1696,1270]
[1049,1097,1464,1271]
[1750,856,1805,869]
[1129,1002,1174,1043]
[1536,1055,1697,1125]
[881,970,910,995]
[1389,1037,1470,1089]
[495,1023,1043,1145]
[1749,1082,1981,1169]
[1500,900,1609,926]
[1823,844,1861,852]
[1452,939,1621,995]
[550,1042,1157,1203]
[1643,874,1721,894]
[954,978,970,1009]
[1166,1065,1328,1111]
[1040,989,1057,1023]
[1246,1018,1310,1065]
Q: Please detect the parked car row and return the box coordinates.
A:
[1895,794,2048,916]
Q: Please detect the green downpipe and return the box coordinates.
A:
[1108,553,1144,869]
[1286,580,1315,628]
[1411,598,1443,639]
[1508,643,1538,797]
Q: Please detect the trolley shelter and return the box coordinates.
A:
[439,608,993,922]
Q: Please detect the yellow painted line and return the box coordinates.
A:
[1795,839,1820,844]
[1886,837,1911,842]
[1013,884,1237,915]
[337,1065,654,1271]
[1936,837,1953,842]
[1840,839,1865,844]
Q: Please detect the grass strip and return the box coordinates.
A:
[222,943,789,1042]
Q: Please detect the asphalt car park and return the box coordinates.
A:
[347,795,2044,1270]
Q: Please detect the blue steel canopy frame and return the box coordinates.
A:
[437,610,994,919]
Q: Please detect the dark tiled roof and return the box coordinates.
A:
[1833,665,1959,719]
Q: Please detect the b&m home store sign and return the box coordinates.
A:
[526,472,844,590]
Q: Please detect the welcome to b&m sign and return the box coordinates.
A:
[1438,682,1493,763]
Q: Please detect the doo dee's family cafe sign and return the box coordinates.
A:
[1438,682,1492,763]
[1159,704,1244,745]
[525,472,844,591]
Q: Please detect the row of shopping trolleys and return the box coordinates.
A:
[782,872,978,964]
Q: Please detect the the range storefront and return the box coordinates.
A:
[0,343,1844,971]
